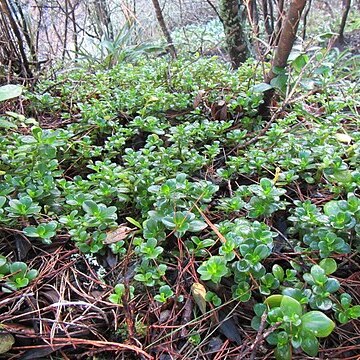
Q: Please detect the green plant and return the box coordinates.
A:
[185,236,215,257]
[134,262,167,287]
[232,281,252,302]
[108,283,135,305]
[23,221,58,244]
[303,229,351,258]
[135,238,163,260]
[0,84,22,102]
[252,295,335,359]
[197,256,229,283]
[245,178,287,218]
[5,196,41,218]
[154,285,174,303]
[303,262,340,310]
[76,22,163,68]
[162,211,207,238]
[205,290,222,306]
[0,260,38,292]
[333,293,360,324]
[0,35,359,359]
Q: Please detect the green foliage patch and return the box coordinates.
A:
[0,48,359,358]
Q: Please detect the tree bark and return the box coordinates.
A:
[262,0,273,40]
[302,0,312,39]
[266,0,307,83]
[13,0,37,64]
[151,0,177,59]
[62,0,69,60]
[0,0,33,78]
[338,0,351,42]
[273,0,285,45]
[92,0,113,40]
[220,0,251,68]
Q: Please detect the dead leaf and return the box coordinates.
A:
[335,133,352,144]
[218,310,242,345]
[159,309,171,324]
[104,225,135,244]
[191,282,207,315]
[303,103,325,116]
[193,90,205,109]
[20,345,66,360]
[207,336,223,352]
[14,234,32,260]
[0,333,15,354]
[194,203,227,244]
[211,100,228,120]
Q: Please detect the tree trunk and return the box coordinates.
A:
[13,0,37,64]
[273,0,285,45]
[0,0,33,78]
[259,0,307,116]
[220,0,251,68]
[262,0,273,40]
[151,0,177,59]
[62,0,69,60]
[94,0,113,40]
[266,0,307,83]
[338,0,351,42]
[302,0,312,39]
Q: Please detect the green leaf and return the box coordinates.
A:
[270,74,288,92]
[15,277,29,287]
[272,264,285,281]
[324,278,340,293]
[251,315,261,330]
[324,201,341,216]
[349,305,360,319]
[274,343,291,360]
[337,312,349,324]
[252,83,273,93]
[254,303,266,317]
[272,66,286,75]
[291,54,308,72]
[27,269,38,280]
[188,220,207,232]
[82,200,99,215]
[253,244,270,260]
[280,295,302,317]
[310,265,327,285]
[265,294,283,309]
[161,216,176,228]
[340,293,352,307]
[158,285,173,298]
[126,216,142,229]
[0,84,23,102]
[23,226,38,237]
[9,262,27,274]
[301,311,335,337]
[332,170,353,184]
[0,117,18,129]
[319,258,337,275]
[301,333,319,356]
[282,288,308,304]
[0,255,6,267]
[108,294,121,304]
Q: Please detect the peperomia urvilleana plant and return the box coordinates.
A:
[252,294,335,359]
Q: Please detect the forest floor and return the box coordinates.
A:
[0,32,360,360]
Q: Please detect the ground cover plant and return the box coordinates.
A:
[0,23,360,360]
